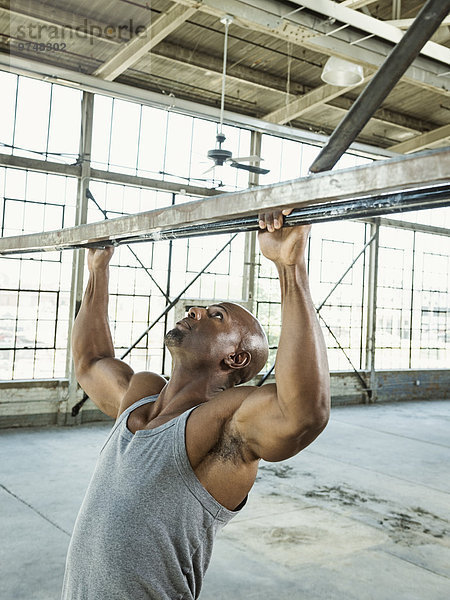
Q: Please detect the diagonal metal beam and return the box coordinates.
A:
[93,3,199,81]
[0,149,448,255]
[388,124,450,154]
[264,77,372,125]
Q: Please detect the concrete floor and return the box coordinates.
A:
[1,400,449,600]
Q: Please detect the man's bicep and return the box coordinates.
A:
[75,357,134,418]
[233,383,325,462]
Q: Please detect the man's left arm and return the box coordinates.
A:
[232,220,330,462]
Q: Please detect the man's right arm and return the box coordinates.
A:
[72,248,165,418]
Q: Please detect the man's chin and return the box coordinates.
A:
[164,327,187,347]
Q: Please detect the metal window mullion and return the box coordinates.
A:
[365,219,380,401]
[162,192,176,375]
[359,224,368,370]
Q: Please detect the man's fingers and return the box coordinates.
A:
[259,210,287,232]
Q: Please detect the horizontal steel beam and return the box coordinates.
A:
[364,217,450,237]
[0,148,448,255]
[0,153,219,197]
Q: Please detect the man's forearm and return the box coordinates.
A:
[72,269,115,372]
[274,261,330,428]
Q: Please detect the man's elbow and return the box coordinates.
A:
[303,402,329,434]
[284,391,330,437]
[313,391,331,429]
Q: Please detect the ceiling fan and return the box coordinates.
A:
[204,15,269,177]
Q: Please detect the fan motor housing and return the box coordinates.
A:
[207,148,233,166]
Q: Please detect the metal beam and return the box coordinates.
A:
[93,4,199,81]
[330,96,433,135]
[88,169,219,197]
[0,152,80,177]
[264,77,372,125]
[310,0,450,173]
[388,125,450,154]
[365,219,380,401]
[364,217,450,237]
[287,0,450,65]
[0,152,219,197]
[152,41,304,95]
[0,148,448,254]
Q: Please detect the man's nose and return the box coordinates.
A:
[188,306,205,320]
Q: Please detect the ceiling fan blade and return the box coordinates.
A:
[230,161,270,175]
[228,155,263,163]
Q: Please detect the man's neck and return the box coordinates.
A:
[156,362,228,416]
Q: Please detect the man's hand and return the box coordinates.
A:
[258,207,293,233]
[258,223,311,267]
[87,246,114,274]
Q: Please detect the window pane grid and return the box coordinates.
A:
[0,167,76,379]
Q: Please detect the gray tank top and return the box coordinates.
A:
[61,396,245,600]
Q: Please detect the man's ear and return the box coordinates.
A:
[224,350,251,371]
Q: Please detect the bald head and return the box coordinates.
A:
[220,302,269,384]
[165,301,269,387]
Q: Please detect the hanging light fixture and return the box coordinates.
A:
[321,56,364,86]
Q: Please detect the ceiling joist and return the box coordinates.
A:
[264,76,373,124]
[389,124,450,153]
[93,3,200,80]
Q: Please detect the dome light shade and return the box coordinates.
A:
[321,56,364,86]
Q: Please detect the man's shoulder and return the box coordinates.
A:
[118,371,167,415]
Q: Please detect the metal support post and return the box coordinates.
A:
[162,193,176,375]
[61,91,94,425]
[242,131,261,310]
[365,219,380,402]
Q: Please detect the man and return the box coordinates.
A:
[61,210,330,600]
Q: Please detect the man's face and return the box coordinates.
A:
[165,303,250,365]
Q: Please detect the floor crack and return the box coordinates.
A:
[0,482,71,537]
